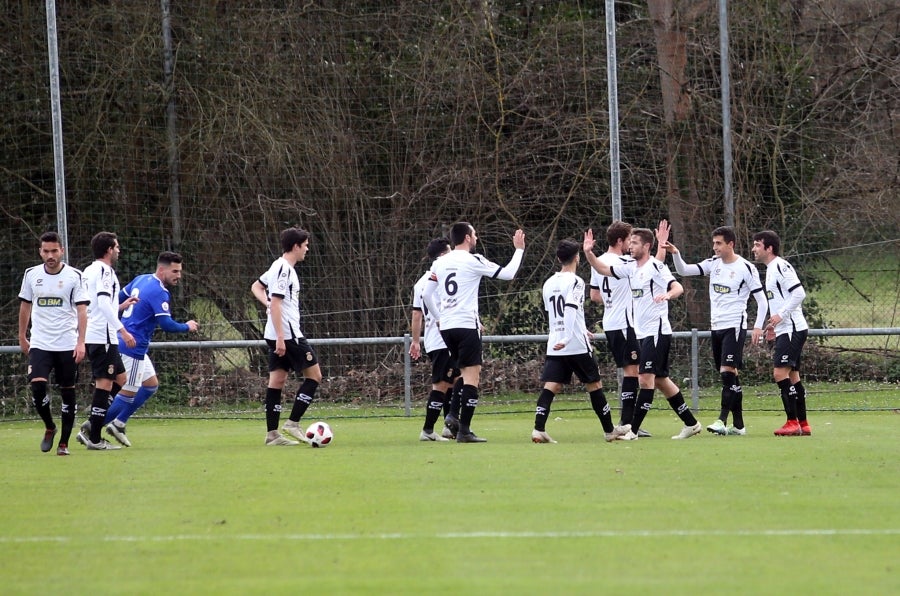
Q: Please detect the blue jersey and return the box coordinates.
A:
[118,274,188,358]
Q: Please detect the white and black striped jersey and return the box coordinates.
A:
[18,263,89,351]
[83,260,125,344]
[542,271,592,356]
[764,256,808,334]
[609,258,676,339]
[412,270,446,353]
[673,254,766,330]
[425,248,523,331]
[589,252,635,331]
[260,257,304,340]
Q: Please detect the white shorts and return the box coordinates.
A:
[121,354,157,392]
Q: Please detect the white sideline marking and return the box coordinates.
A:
[1,528,898,544]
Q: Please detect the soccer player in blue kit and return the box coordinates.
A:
[103,251,198,446]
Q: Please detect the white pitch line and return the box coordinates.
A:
[0,528,898,544]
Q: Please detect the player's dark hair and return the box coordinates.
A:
[606,221,632,247]
[556,239,580,265]
[631,228,654,246]
[752,230,781,256]
[280,227,310,253]
[39,231,61,245]
[448,222,473,247]
[426,237,451,260]
[712,226,736,245]
[157,251,183,266]
[91,231,118,259]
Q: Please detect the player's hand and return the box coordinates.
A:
[751,327,763,345]
[119,328,137,348]
[120,296,139,310]
[186,320,199,332]
[768,314,782,328]
[552,342,566,351]
[409,341,421,360]
[583,229,595,253]
[275,338,286,356]
[656,219,671,246]
[19,338,30,355]
[73,342,86,364]
[512,229,525,250]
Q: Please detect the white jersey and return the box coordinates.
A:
[675,254,765,330]
[542,271,592,356]
[589,252,635,331]
[18,263,89,351]
[83,260,125,344]
[426,248,523,330]
[412,271,446,353]
[261,257,304,340]
[764,256,808,334]
[610,257,676,339]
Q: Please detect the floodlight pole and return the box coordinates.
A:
[605,0,622,222]
[720,0,734,227]
[45,0,69,261]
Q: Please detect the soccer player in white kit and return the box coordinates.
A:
[251,227,323,446]
[17,231,89,455]
[410,237,460,441]
[664,225,767,436]
[422,222,525,443]
[76,232,136,450]
[532,239,631,443]
[751,230,812,437]
[584,227,702,440]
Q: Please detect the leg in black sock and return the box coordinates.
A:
[265,387,283,432]
[59,387,77,446]
[458,384,479,433]
[731,375,745,429]
[620,376,638,426]
[589,388,614,433]
[31,381,55,429]
[534,388,555,432]
[89,387,110,443]
[667,391,698,426]
[794,380,807,422]
[777,378,796,419]
[423,389,445,433]
[288,378,319,422]
[630,388,655,433]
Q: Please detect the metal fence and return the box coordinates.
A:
[1,327,897,418]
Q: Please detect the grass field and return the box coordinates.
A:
[1,393,898,595]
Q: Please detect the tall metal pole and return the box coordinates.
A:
[161,0,182,250]
[45,0,69,261]
[604,0,622,222]
[719,0,734,227]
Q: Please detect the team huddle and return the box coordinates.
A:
[18,221,810,454]
[408,220,811,444]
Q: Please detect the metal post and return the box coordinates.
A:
[719,0,734,227]
[690,328,699,411]
[604,0,622,222]
[45,0,69,260]
[403,334,412,416]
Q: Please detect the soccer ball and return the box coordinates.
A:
[305,421,333,448]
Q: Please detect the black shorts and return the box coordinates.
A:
[638,334,672,378]
[439,328,483,368]
[541,353,602,385]
[87,343,126,381]
[605,327,640,368]
[266,337,319,373]
[27,348,78,386]
[427,348,460,385]
[772,329,807,370]
[711,327,746,370]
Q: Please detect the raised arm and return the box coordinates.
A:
[582,229,613,276]
[494,229,526,281]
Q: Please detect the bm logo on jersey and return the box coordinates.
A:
[765,290,775,299]
[632,289,644,298]
[712,283,732,294]
[36,297,63,307]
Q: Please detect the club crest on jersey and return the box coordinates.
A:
[161,301,170,312]
[712,283,731,294]
[305,351,313,361]
[36,297,63,307]
[632,289,644,298]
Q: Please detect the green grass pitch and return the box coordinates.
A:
[1,407,897,594]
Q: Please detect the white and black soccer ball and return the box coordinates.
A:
[305,421,333,448]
